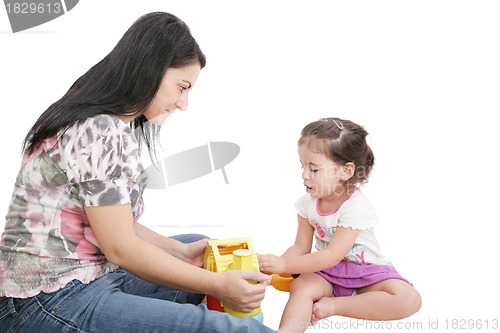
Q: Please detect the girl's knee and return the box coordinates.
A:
[395,286,422,318]
[289,274,332,300]
[373,279,422,318]
[288,277,305,295]
[405,288,422,316]
[289,274,317,292]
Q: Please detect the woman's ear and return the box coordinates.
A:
[341,162,356,181]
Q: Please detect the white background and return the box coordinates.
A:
[1,1,499,331]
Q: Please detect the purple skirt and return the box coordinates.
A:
[315,261,411,297]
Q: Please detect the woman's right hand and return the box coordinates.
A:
[214,270,269,313]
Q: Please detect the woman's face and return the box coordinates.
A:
[144,62,201,125]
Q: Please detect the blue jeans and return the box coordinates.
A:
[0,234,275,333]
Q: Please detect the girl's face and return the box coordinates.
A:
[298,143,351,200]
[144,62,201,125]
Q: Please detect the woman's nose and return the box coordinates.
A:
[176,93,188,111]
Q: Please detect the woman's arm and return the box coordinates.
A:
[134,221,180,251]
[133,222,207,267]
[85,204,269,312]
[259,215,359,274]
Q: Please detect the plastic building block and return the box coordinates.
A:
[203,237,259,274]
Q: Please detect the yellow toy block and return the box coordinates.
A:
[203,237,259,273]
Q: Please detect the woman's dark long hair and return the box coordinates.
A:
[22,12,206,157]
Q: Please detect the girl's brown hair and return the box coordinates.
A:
[298,117,375,186]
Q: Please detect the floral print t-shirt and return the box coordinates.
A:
[0,115,147,298]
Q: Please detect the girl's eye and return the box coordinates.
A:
[180,86,188,92]
[311,169,318,173]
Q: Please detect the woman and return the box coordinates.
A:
[0,12,274,332]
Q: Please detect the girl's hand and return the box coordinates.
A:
[257,254,286,274]
[174,238,208,267]
[215,270,269,313]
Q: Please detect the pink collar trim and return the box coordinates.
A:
[316,188,358,216]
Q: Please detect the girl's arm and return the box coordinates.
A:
[280,214,314,258]
[259,216,360,274]
[85,204,269,312]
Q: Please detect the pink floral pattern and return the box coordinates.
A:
[60,208,103,260]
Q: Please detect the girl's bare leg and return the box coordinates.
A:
[312,278,421,322]
[277,273,333,333]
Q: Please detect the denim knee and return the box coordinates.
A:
[170,233,209,243]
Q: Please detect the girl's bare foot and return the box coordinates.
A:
[312,297,335,323]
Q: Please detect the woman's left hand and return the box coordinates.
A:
[175,238,208,267]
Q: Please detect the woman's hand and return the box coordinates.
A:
[257,254,286,274]
[214,270,269,313]
[174,238,208,267]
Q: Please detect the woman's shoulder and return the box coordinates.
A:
[56,114,141,182]
[60,114,134,146]
[74,114,132,135]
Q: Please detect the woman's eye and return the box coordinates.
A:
[180,86,188,92]
[311,168,318,173]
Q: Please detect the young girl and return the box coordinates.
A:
[258,117,421,332]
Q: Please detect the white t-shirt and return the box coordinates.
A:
[295,189,391,266]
